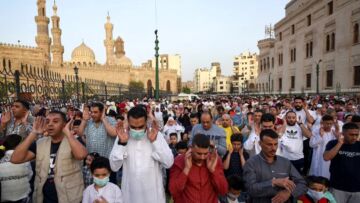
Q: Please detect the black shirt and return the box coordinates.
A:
[222,150,249,177]
[326,140,360,192]
[30,141,61,203]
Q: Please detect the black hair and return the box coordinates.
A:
[192,134,210,148]
[176,141,188,150]
[285,110,296,117]
[322,114,334,122]
[190,113,198,119]
[217,106,225,112]
[306,176,329,187]
[201,111,213,119]
[73,119,82,126]
[351,115,360,123]
[14,100,30,110]
[83,152,100,166]
[260,129,279,141]
[260,113,275,124]
[230,133,243,143]
[344,114,353,120]
[116,115,125,121]
[127,105,147,121]
[254,109,264,114]
[294,96,304,102]
[169,132,177,138]
[0,134,22,159]
[36,107,47,117]
[246,112,254,117]
[227,175,245,191]
[108,109,117,118]
[91,102,104,112]
[90,156,111,174]
[342,122,360,132]
[48,110,67,122]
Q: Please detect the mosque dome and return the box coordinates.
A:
[71,42,96,64]
[115,56,133,66]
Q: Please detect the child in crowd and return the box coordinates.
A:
[82,157,122,203]
[297,176,336,203]
[82,152,100,187]
[175,141,188,155]
[223,134,249,177]
[219,175,245,203]
[169,132,178,157]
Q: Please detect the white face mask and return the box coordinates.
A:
[307,189,324,201]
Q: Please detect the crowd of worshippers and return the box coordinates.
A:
[0,95,360,203]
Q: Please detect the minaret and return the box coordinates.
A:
[35,0,51,62]
[104,13,115,65]
[51,0,64,66]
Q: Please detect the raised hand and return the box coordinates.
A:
[319,124,325,137]
[207,149,218,173]
[337,133,344,145]
[147,119,159,143]
[32,116,46,135]
[62,119,73,137]
[82,108,91,121]
[21,110,30,125]
[228,144,234,154]
[184,148,192,170]
[116,120,129,144]
[101,108,106,121]
[1,111,11,126]
[94,196,108,203]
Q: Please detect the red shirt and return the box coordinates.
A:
[298,194,329,203]
[169,154,228,203]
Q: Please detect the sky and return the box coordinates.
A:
[0,0,289,81]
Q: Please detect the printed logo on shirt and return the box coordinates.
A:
[286,129,298,139]
[338,151,360,158]
[48,153,56,179]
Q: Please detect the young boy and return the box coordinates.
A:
[82,152,100,187]
[297,176,336,203]
[82,157,123,203]
[223,134,249,177]
[169,132,178,157]
[219,175,245,203]
[175,141,188,155]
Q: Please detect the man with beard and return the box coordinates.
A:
[293,97,315,175]
[278,111,312,174]
[243,129,307,203]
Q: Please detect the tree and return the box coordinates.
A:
[129,81,144,93]
[182,86,191,94]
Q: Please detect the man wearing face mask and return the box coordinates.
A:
[109,105,174,203]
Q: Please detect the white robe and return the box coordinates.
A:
[243,130,262,155]
[109,132,174,203]
[309,128,336,179]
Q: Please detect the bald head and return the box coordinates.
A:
[201,112,213,130]
[222,114,231,128]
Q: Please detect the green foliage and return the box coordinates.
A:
[129,81,144,92]
[182,86,191,94]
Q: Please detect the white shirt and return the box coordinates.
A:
[309,128,336,179]
[294,109,307,124]
[279,124,304,160]
[163,124,184,142]
[109,131,174,203]
[82,182,123,203]
[244,129,262,155]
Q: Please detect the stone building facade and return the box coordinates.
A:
[232,51,259,94]
[257,0,360,95]
[0,0,179,97]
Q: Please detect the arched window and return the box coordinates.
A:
[354,23,359,44]
[331,32,335,50]
[166,80,171,92]
[260,60,263,71]
[326,34,330,51]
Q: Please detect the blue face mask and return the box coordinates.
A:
[93,176,109,187]
[129,128,146,140]
[307,189,324,201]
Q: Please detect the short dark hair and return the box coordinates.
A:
[342,122,359,132]
[14,100,30,110]
[254,109,264,114]
[73,119,82,126]
[294,96,304,102]
[127,105,147,121]
[306,176,328,187]
[0,134,22,159]
[322,114,334,122]
[227,175,245,191]
[230,133,243,143]
[169,132,177,138]
[351,115,360,123]
[192,134,210,148]
[91,102,104,112]
[90,156,111,174]
[190,113,198,119]
[176,141,188,150]
[260,129,278,141]
[261,113,275,124]
[108,109,117,117]
[48,110,67,122]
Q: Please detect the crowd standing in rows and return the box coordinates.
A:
[0,95,359,203]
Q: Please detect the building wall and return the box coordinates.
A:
[232,51,258,93]
[214,76,231,93]
[257,0,360,94]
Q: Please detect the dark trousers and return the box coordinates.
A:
[302,139,312,175]
[290,158,304,175]
[109,171,117,184]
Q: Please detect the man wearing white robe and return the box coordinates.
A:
[309,115,338,179]
[109,106,174,203]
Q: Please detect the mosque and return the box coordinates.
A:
[0,0,180,96]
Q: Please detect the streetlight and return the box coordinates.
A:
[73,66,80,108]
[316,59,322,95]
[154,30,160,100]
[336,82,341,98]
